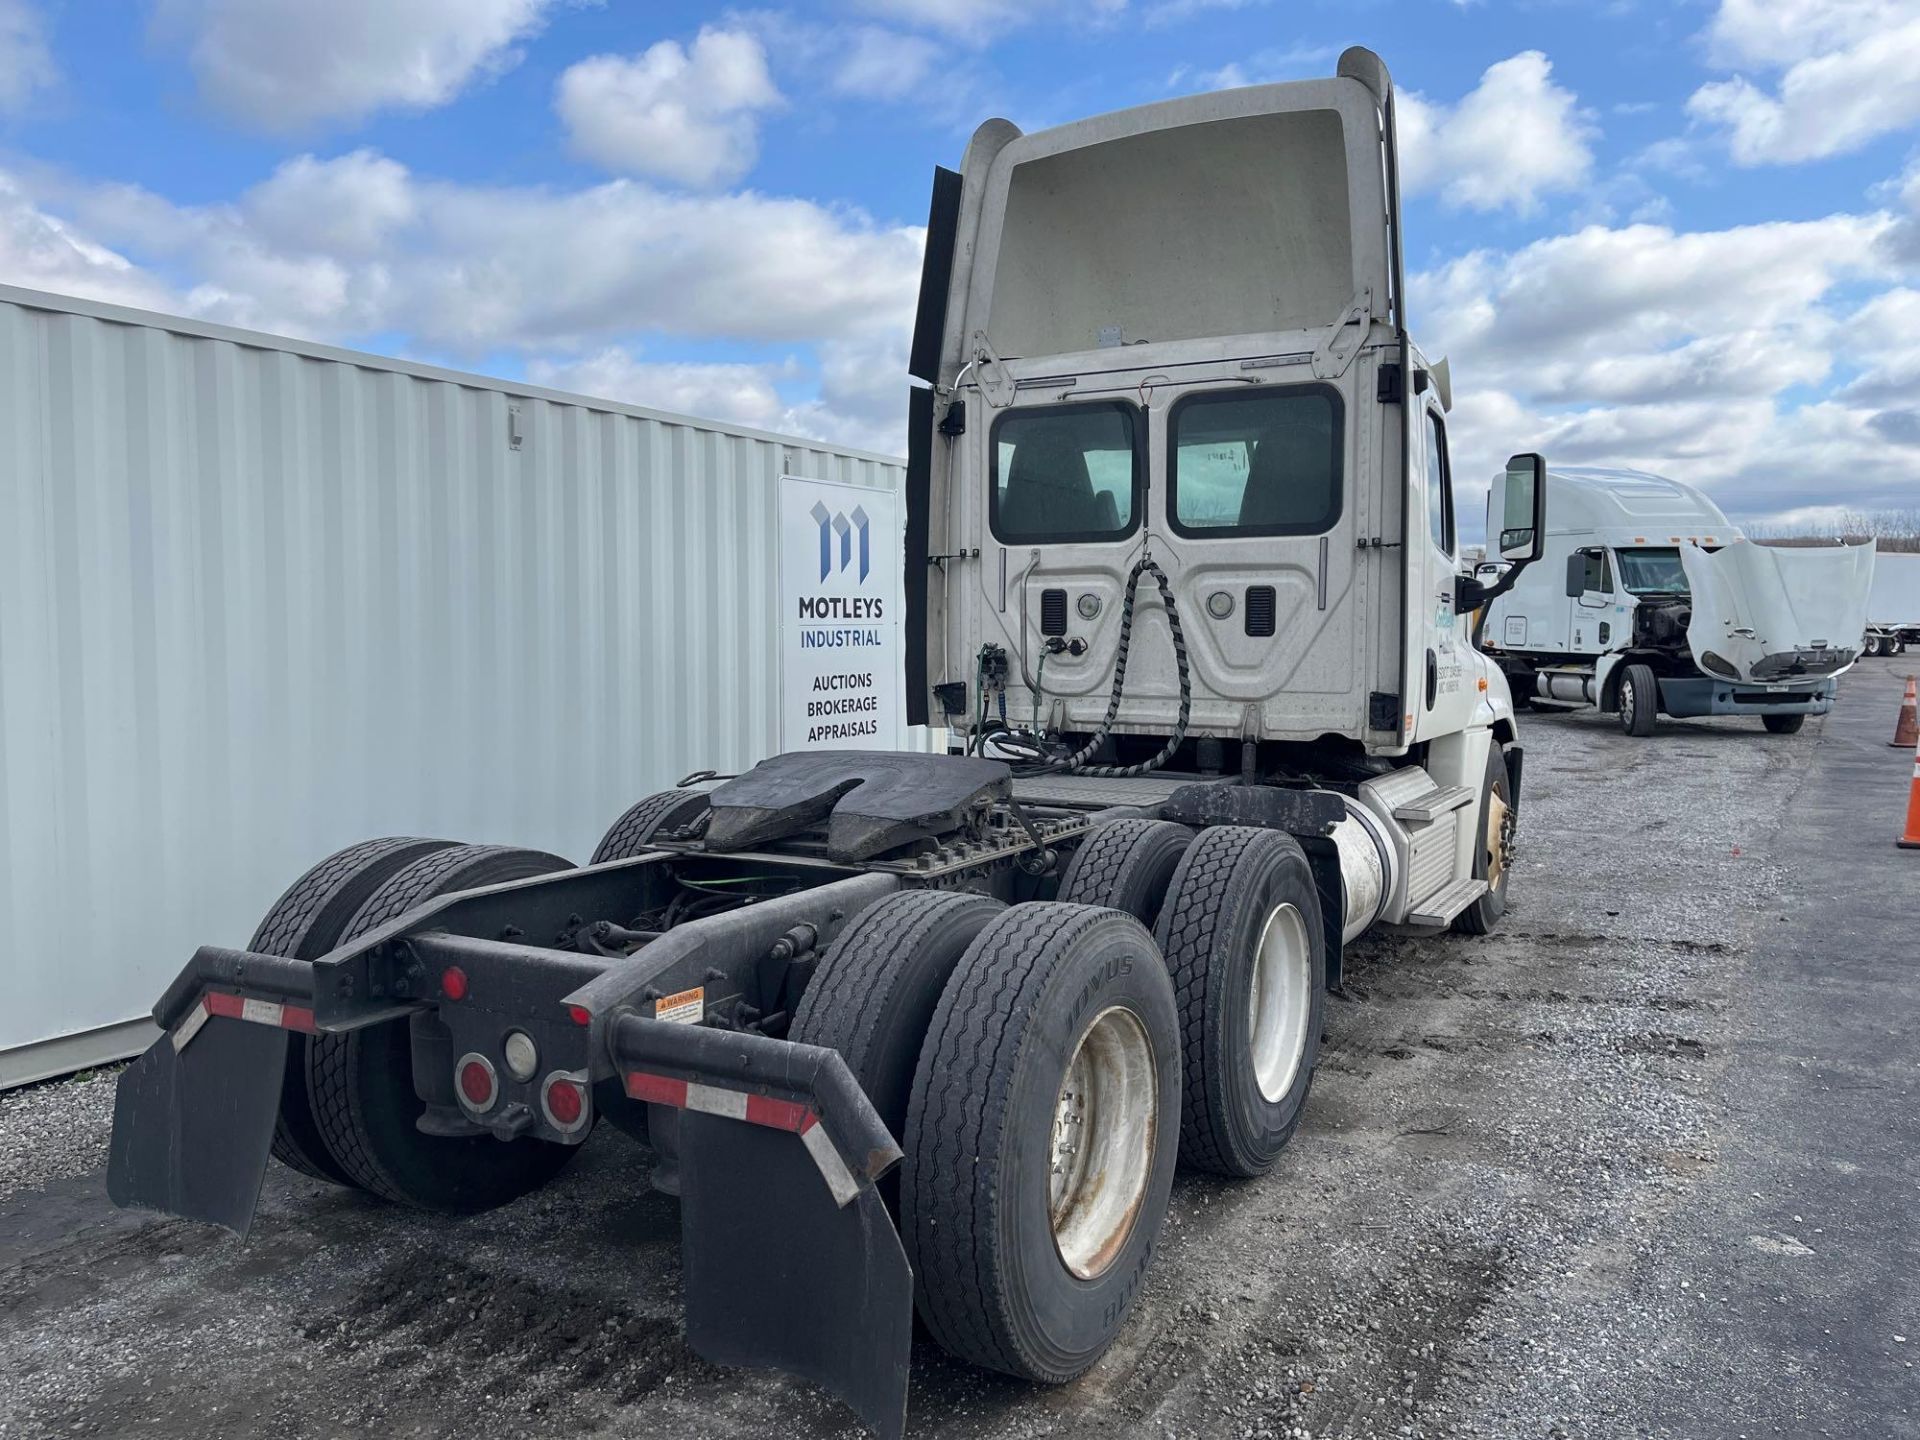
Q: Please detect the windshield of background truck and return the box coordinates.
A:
[1615,547,1689,594]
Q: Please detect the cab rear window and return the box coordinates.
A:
[1167,387,1342,537]
[990,402,1140,545]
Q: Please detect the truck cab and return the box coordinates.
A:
[905,49,1534,777]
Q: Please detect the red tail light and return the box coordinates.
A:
[440,966,469,1001]
[541,1073,588,1133]
[566,1004,591,1026]
[456,1053,497,1111]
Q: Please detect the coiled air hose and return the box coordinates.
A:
[1020,553,1192,778]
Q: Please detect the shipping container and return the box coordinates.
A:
[0,284,908,1086]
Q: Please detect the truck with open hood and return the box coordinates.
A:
[1480,466,1875,736]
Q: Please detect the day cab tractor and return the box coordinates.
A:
[107,48,1547,1439]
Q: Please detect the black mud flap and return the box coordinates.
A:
[677,1112,913,1440]
[105,1017,286,1236]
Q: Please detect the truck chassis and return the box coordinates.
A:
[108,745,1517,1436]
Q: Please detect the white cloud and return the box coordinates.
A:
[557,28,781,188]
[244,150,415,258]
[154,0,557,132]
[43,152,921,353]
[850,0,1126,44]
[0,0,55,112]
[528,349,797,430]
[529,336,909,453]
[0,174,175,310]
[1415,207,1920,524]
[830,27,939,100]
[1701,0,1907,68]
[1398,52,1597,215]
[1688,0,1920,164]
[1170,43,1333,92]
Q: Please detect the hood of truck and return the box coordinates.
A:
[1679,541,1876,682]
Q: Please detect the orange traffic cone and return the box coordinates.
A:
[1900,729,1920,850]
[1893,676,1918,749]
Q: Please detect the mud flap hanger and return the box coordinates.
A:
[610,1015,914,1440]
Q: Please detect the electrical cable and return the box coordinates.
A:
[1016,553,1191,779]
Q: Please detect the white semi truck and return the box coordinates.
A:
[108,48,1549,1438]
[1481,466,1875,736]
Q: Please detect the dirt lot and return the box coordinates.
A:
[3,665,1917,1440]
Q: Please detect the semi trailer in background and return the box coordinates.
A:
[1480,467,1875,736]
[109,47,1550,1438]
[1862,551,1920,656]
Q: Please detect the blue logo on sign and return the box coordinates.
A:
[810,501,870,583]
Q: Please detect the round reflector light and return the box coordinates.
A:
[456,1053,497,1111]
[545,1077,585,1128]
[503,1029,539,1082]
[440,966,469,1001]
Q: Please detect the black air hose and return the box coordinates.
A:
[1023,554,1192,779]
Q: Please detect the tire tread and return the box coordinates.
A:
[904,903,1119,1378]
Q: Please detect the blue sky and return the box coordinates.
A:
[1,0,1917,526]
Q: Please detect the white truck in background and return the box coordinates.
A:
[1480,466,1876,736]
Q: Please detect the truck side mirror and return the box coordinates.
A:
[1461,452,1549,639]
[1497,453,1546,565]
[1565,553,1587,598]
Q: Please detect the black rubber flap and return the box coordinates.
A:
[106,1018,285,1236]
[704,750,1011,860]
[1159,783,1350,838]
[908,166,963,384]
[678,1112,912,1440]
[904,383,934,728]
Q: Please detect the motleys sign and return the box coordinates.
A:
[778,475,904,751]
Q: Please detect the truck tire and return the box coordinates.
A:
[591,789,710,863]
[1763,713,1806,735]
[308,844,579,1211]
[1454,747,1513,936]
[1618,663,1659,737]
[1155,826,1325,1177]
[789,889,1006,1201]
[1054,818,1194,928]
[901,904,1179,1383]
[251,836,462,1186]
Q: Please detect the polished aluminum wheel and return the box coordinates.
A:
[1247,902,1312,1103]
[1048,1004,1157,1280]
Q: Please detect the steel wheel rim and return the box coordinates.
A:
[1049,1004,1157,1280]
[1486,787,1510,891]
[1248,902,1312,1103]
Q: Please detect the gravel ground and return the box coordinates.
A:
[1,665,1915,1439]
[0,1069,120,1203]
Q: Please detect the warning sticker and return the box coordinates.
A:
[654,986,705,1025]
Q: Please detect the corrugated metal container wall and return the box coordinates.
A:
[0,286,908,1084]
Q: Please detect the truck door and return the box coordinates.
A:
[1569,546,1614,651]
[1412,403,1475,737]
